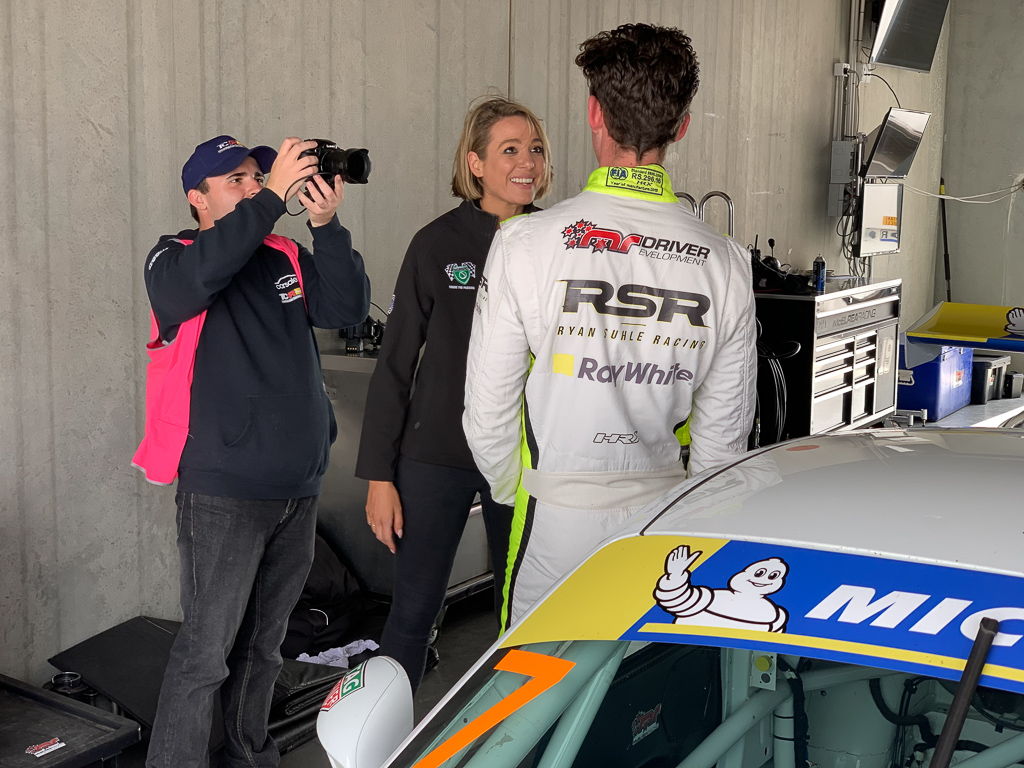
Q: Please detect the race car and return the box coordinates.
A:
[317,428,1024,768]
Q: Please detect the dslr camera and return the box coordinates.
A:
[301,139,371,185]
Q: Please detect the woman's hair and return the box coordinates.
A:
[451,96,552,201]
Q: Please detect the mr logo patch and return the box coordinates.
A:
[445,262,477,290]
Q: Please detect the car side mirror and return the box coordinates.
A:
[317,656,414,768]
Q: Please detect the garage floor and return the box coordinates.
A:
[113,591,497,767]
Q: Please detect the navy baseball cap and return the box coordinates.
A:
[181,135,277,193]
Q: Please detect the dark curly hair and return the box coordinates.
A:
[575,23,700,160]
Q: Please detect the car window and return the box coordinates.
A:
[391,640,1024,768]
[395,640,719,768]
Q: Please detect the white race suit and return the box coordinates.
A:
[464,165,756,629]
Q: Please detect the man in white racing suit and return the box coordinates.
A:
[464,23,756,630]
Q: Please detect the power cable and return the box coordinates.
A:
[866,72,902,108]
[903,182,1023,204]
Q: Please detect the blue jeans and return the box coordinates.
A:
[146,492,317,768]
[380,457,511,691]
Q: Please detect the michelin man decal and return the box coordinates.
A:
[1005,308,1024,337]
[653,545,789,632]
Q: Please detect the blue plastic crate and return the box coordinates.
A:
[897,344,973,421]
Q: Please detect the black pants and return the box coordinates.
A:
[379,456,511,691]
[147,492,317,768]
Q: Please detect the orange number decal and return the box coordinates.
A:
[413,649,575,768]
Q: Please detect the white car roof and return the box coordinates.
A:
[497,428,1024,696]
[636,428,1024,577]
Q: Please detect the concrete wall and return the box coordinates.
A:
[941,0,1024,307]
[513,1,849,264]
[0,0,510,683]
[0,0,950,683]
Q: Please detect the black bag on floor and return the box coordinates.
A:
[47,616,346,756]
[281,533,381,659]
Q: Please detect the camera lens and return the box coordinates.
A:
[302,140,371,185]
[318,146,345,180]
[340,149,371,185]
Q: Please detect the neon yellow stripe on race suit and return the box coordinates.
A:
[500,359,538,635]
[674,418,691,447]
[583,165,679,203]
[500,437,534,634]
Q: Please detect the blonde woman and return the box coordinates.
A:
[354,96,551,690]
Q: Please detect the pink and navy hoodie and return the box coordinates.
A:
[134,188,369,499]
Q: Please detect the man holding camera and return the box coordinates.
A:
[135,135,369,767]
[464,24,756,629]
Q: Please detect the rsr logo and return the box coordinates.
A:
[562,279,710,327]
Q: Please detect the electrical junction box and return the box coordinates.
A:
[828,140,859,217]
[859,182,903,256]
[830,140,858,184]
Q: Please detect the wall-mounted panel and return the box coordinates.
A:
[856,21,949,323]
